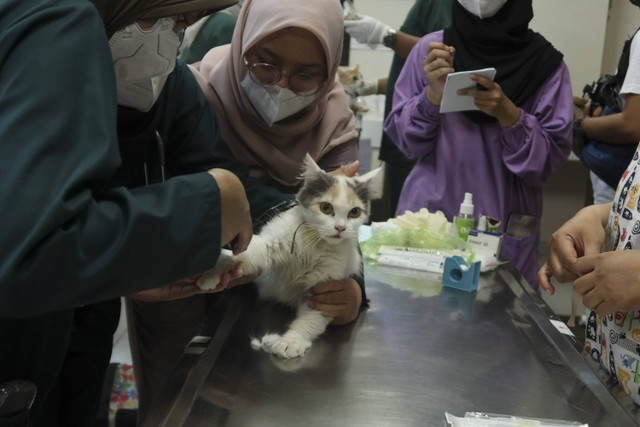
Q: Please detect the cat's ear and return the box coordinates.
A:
[337,68,346,79]
[354,64,359,73]
[357,165,384,200]
[301,153,323,182]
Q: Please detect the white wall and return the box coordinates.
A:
[530,0,608,97]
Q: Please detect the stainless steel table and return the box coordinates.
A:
[142,263,640,426]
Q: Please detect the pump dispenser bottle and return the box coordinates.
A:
[455,192,475,241]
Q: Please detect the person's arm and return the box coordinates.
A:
[343,15,418,98]
[580,30,640,145]
[0,4,235,317]
[538,202,611,295]
[581,94,640,144]
[309,278,363,325]
[573,249,640,315]
[343,15,419,58]
[383,35,444,160]
[393,31,421,59]
[493,62,574,187]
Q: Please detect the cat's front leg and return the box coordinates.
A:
[197,235,271,290]
[196,248,236,290]
[255,304,331,359]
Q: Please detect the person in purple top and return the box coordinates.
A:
[383,0,573,290]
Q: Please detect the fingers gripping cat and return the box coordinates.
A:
[197,154,383,358]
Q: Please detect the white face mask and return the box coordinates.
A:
[109,18,180,112]
[240,73,317,127]
[457,0,508,18]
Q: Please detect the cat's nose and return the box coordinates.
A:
[335,225,346,233]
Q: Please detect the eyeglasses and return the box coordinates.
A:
[243,58,326,95]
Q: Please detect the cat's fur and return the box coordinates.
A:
[337,64,367,113]
[197,154,382,359]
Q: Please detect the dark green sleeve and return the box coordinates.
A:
[179,13,237,64]
[0,1,225,317]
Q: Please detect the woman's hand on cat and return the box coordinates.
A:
[308,278,362,325]
[208,168,252,255]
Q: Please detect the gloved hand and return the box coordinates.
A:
[343,15,391,49]
[354,79,379,96]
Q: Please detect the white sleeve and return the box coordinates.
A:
[620,30,640,96]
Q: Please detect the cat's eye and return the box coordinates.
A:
[319,202,333,215]
[348,207,361,218]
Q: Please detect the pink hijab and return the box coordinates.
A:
[193,0,357,191]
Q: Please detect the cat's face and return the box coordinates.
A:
[296,155,382,245]
[337,64,363,89]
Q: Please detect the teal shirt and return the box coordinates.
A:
[379,0,453,163]
[180,12,237,64]
[0,0,289,423]
[0,0,287,317]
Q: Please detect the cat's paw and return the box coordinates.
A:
[196,250,237,291]
[255,332,311,359]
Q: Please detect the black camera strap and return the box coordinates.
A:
[613,27,640,86]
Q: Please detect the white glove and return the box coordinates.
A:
[344,15,391,49]
[356,79,379,96]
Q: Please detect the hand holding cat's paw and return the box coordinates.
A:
[196,250,239,291]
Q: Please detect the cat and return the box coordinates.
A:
[197,154,382,359]
[337,64,367,113]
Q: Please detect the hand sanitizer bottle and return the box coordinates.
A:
[455,192,475,241]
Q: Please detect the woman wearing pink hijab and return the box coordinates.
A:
[190,0,365,326]
[192,0,359,193]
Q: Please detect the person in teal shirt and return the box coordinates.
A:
[179,11,238,64]
[344,0,453,220]
[0,0,294,425]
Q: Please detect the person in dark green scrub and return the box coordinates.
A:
[179,9,239,64]
[0,0,298,425]
[344,0,453,221]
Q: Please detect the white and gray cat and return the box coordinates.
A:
[197,154,382,359]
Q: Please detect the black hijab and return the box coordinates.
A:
[442,0,563,123]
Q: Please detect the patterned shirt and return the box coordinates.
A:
[585,146,640,404]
